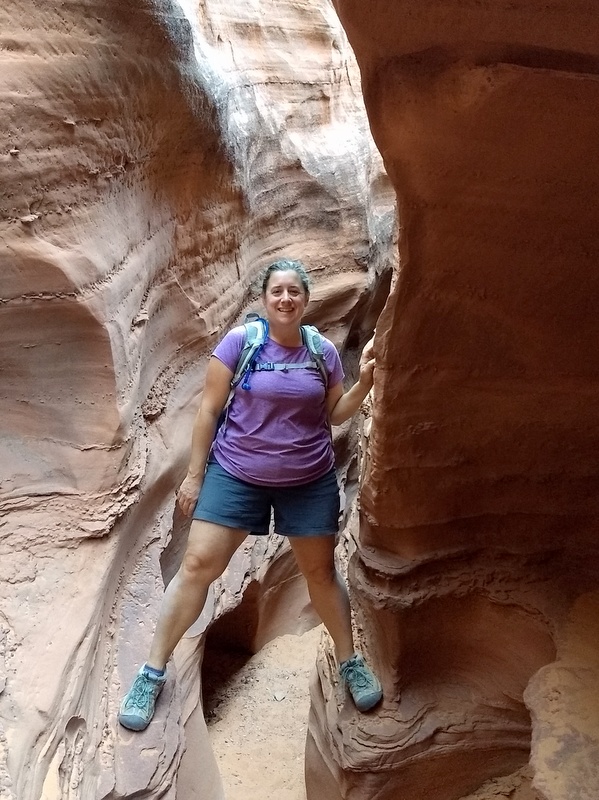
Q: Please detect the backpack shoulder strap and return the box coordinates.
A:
[231,315,268,389]
[217,315,268,436]
[300,324,328,385]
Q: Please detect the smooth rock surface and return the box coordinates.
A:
[305,2,599,799]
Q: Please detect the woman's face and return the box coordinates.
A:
[262,270,308,328]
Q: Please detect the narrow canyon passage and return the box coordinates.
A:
[2,0,599,798]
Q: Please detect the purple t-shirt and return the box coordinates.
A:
[211,326,344,486]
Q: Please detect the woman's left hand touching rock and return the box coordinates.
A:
[358,334,376,389]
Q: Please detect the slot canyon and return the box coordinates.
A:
[1,1,598,799]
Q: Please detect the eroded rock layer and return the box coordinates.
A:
[0,1,394,798]
[305,2,599,800]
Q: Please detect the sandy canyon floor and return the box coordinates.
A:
[204,628,322,800]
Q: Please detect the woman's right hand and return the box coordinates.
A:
[176,474,203,517]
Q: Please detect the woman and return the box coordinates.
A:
[119,259,382,731]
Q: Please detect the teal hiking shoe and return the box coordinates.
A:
[118,665,167,731]
[339,654,382,712]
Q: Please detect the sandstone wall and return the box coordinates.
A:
[0,1,394,797]
[306,3,599,800]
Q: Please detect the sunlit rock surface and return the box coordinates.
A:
[305,2,599,799]
[0,1,394,797]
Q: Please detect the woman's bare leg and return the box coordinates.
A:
[147,520,248,670]
[287,535,354,664]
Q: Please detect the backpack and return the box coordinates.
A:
[220,313,328,428]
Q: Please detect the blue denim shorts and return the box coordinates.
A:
[192,459,340,537]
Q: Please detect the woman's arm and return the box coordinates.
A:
[327,336,375,426]
[176,357,233,516]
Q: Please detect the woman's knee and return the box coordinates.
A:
[180,547,226,584]
[179,522,246,584]
[303,563,338,588]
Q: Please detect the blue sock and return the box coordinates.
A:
[143,664,165,679]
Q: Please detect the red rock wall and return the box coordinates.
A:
[0,1,394,798]
[306,2,599,800]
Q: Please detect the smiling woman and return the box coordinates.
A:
[118,258,382,732]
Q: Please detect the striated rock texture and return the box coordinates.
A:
[0,1,394,798]
[306,2,599,800]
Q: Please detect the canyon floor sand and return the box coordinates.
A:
[204,627,322,800]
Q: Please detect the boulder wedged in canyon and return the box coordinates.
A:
[0,1,394,798]
[305,2,599,799]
